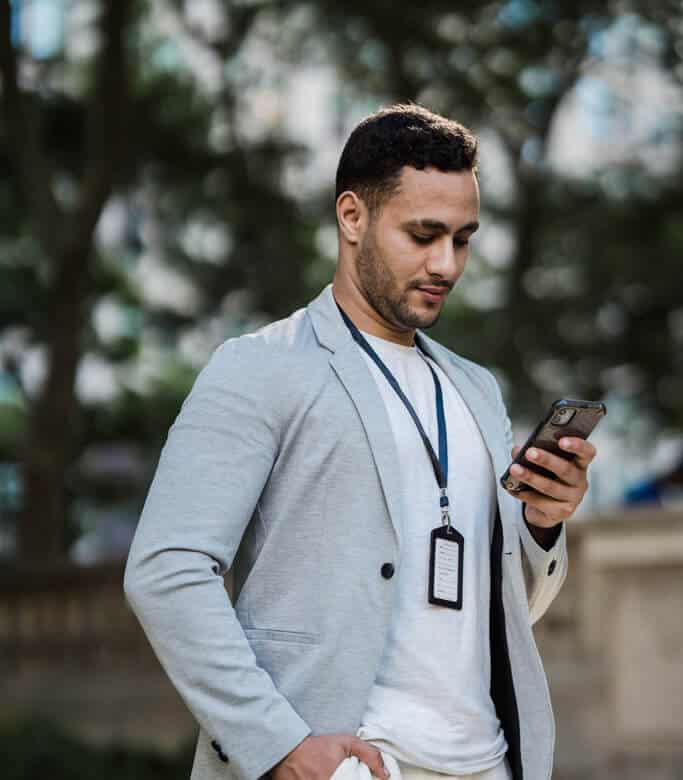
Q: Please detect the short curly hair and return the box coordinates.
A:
[335,103,479,217]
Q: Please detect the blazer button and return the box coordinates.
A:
[211,739,229,763]
[547,559,557,576]
[381,562,395,579]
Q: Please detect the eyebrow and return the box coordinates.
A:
[402,219,480,234]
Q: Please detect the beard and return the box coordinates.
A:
[355,227,443,331]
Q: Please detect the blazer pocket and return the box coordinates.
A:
[242,627,319,645]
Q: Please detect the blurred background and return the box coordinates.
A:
[1,0,682,777]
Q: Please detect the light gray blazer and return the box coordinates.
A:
[124,283,568,780]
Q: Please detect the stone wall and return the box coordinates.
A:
[2,511,682,777]
[535,509,683,779]
[0,561,197,753]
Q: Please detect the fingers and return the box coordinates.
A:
[507,447,585,524]
[272,734,390,780]
[518,488,576,524]
[349,737,390,779]
[557,436,596,470]
[509,460,579,501]
[511,439,597,477]
[506,438,595,525]
[520,445,576,485]
[513,439,594,489]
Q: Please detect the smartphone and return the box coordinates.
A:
[499,399,607,493]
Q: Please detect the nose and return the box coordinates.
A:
[425,237,461,281]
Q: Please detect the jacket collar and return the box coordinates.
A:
[306,282,458,366]
[307,284,504,468]
[306,283,518,558]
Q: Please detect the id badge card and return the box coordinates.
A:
[428,525,464,609]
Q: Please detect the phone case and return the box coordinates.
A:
[499,399,606,493]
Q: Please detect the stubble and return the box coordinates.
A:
[355,226,441,331]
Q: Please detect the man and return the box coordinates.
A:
[124,104,595,780]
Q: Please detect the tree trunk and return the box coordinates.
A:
[7,0,132,563]
[16,247,91,563]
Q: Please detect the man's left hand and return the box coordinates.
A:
[506,437,596,528]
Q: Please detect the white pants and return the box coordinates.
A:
[330,733,513,780]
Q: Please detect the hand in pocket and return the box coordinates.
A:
[271,734,390,780]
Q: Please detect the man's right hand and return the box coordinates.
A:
[270,734,390,780]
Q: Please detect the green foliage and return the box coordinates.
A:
[310,0,683,425]
[1,0,682,559]
[0,403,26,459]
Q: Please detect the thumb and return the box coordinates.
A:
[349,738,390,779]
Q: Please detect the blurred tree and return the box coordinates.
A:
[0,0,136,562]
[306,0,683,429]
[0,0,323,562]
[1,0,682,562]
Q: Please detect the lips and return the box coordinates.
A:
[418,286,449,296]
[416,286,450,302]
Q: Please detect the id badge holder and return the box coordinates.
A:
[428,524,464,610]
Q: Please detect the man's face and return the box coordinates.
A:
[355,166,480,332]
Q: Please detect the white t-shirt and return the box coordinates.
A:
[355,330,508,774]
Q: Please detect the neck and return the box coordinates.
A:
[332,274,416,347]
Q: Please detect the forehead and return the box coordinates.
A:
[381,166,480,223]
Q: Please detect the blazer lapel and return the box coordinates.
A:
[308,285,404,547]
[330,343,405,547]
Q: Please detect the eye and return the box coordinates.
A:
[411,234,434,245]
[454,237,470,247]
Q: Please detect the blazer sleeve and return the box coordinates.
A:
[486,369,569,626]
[123,338,311,780]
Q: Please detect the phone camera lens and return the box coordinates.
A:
[551,408,576,425]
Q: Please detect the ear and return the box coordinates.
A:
[336,191,368,245]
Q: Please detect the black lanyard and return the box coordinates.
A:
[336,302,452,526]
